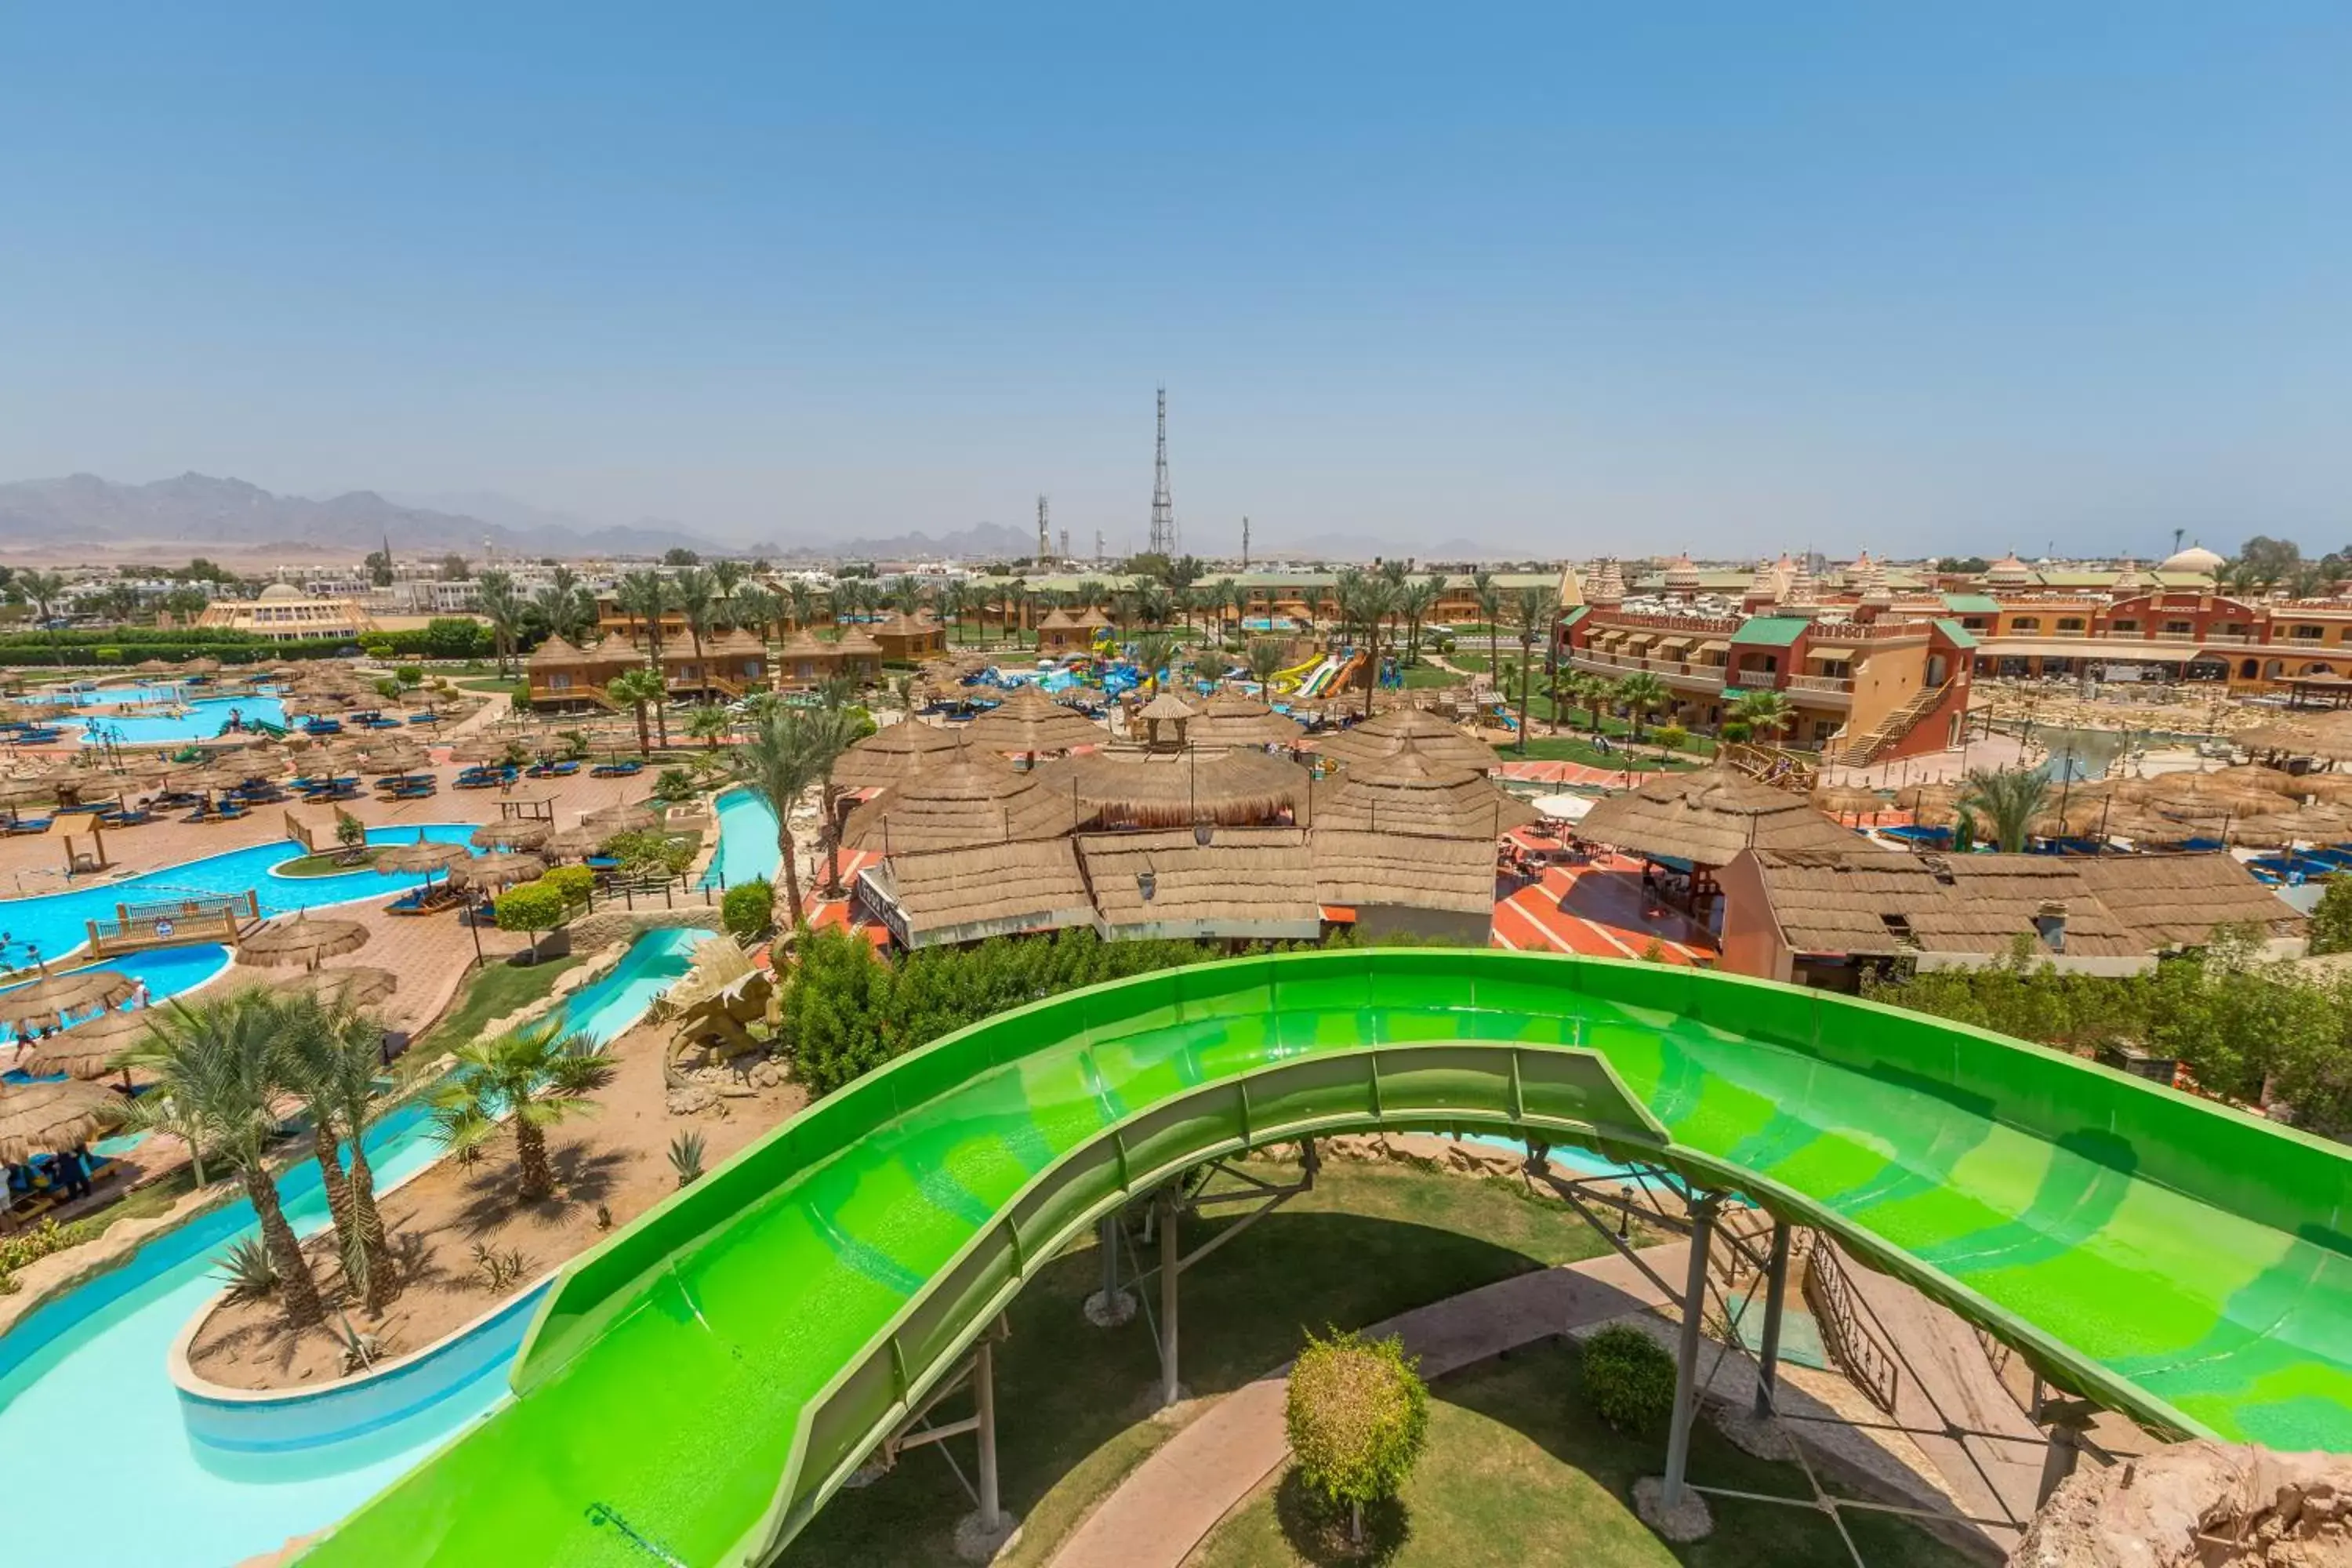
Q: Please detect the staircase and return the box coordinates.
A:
[1834,681,1953,768]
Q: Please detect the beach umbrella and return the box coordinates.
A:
[178,656,221,676]
[448,851,546,889]
[0,967,138,1036]
[585,802,659,835]
[234,916,371,971]
[0,1080,128,1163]
[15,1008,158,1084]
[272,966,400,1009]
[1811,783,1888,818]
[2223,814,2310,850]
[472,819,552,851]
[544,825,609,859]
[2296,773,2352,804]
[376,840,470,880]
[449,739,522,767]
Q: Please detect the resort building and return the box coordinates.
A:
[871,612,947,662]
[1717,846,2307,989]
[192,583,379,643]
[522,633,641,710]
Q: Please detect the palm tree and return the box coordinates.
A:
[1507,585,1555,751]
[615,570,670,660]
[1613,672,1670,744]
[784,579,818,634]
[673,566,717,693]
[1469,569,1501,675]
[16,569,66,662]
[608,666,666,755]
[124,993,328,1330]
[1341,573,1401,718]
[474,569,524,677]
[1134,580,1174,631]
[686,702,731,750]
[429,1022,614,1203]
[1727,690,1796,747]
[1960,764,2051,854]
[1134,631,1179,696]
[888,573,926,614]
[1247,637,1288,699]
[731,584,778,650]
[1402,575,1444,668]
[731,699,859,924]
[279,994,400,1312]
[1210,577,1240,641]
[710,559,747,619]
[1567,673,1612,734]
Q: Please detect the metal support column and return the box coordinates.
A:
[1661,1196,1719,1508]
[1752,1219,1791,1419]
[2035,1399,2096,1508]
[1158,1182,1181,1407]
[974,1335,1001,1533]
[1098,1213,1120,1306]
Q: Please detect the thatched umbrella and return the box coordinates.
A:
[272,965,400,1009]
[961,687,1105,757]
[235,916,371,971]
[830,718,966,789]
[473,819,553,851]
[1812,783,1889,818]
[545,825,611,860]
[2237,716,2352,763]
[1047,748,1312,831]
[2213,764,2306,799]
[1187,692,1305,749]
[2299,773,2352,804]
[2223,814,2310,850]
[448,738,522,767]
[16,1008,158,1085]
[585,802,659,835]
[449,851,546,889]
[178,655,222,676]
[1313,706,1501,775]
[0,967,138,1036]
[0,1080,127,1163]
[376,840,470,883]
[1308,739,1537,837]
[840,746,1083,854]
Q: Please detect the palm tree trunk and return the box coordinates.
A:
[779,826,807,926]
[821,786,843,895]
[633,702,652,756]
[516,1116,555,1201]
[310,1123,356,1262]
[347,1138,395,1314]
[246,1164,326,1328]
[1517,646,1533,755]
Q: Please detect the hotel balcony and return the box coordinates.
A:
[1568,647,1725,694]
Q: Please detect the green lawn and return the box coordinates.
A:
[1504,735,1706,771]
[1399,665,1458,689]
[779,1156,1637,1568]
[272,848,378,877]
[1193,1339,1974,1568]
[417,951,585,1049]
[455,676,524,696]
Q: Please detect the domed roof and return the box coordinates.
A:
[2160,543,2226,575]
[1663,550,1701,592]
[257,583,304,601]
[1986,552,2031,586]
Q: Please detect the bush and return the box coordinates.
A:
[1,1217,99,1292]
[2310,878,2352,957]
[722,878,775,943]
[542,864,595,908]
[492,881,568,937]
[1285,1329,1428,1536]
[1580,1323,1677,1432]
[606,828,695,880]
[652,766,698,804]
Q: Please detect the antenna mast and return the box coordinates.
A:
[1148,386,1177,557]
[1241,515,1250,569]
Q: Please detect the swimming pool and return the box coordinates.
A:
[2,825,480,969]
[0,944,233,1052]
[0,927,700,1567]
[700,786,781,890]
[72,695,290,746]
[554,927,710,1046]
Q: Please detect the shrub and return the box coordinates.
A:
[2310,877,2352,957]
[216,1236,281,1303]
[669,1131,707,1187]
[493,881,568,939]
[722,878,775,943]
[1580,1323,1677,1432]
[1285,1329,1428,1542]
[607,828,695,880]
[652,766,698,804]
[542,865,595,908]
[1,1218,97,1292]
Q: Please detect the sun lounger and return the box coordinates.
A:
[406,712,441,724]
[379,782,437,800]
[4,815,54,835]
[589,760,643,778]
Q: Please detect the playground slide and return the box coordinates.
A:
[1299,650,1364,700]
[303,951,2352,1566]
[1269,653,1328,695]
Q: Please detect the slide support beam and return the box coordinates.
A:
[1662,1196,1720,1509]
[1158,1182,1181,1408]
[975,1334,1001,1532]
[1753,1219,1792,1419]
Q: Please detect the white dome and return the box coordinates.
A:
[2159,544,2226,575]
[256,583,304,601]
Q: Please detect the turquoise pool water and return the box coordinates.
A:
[0,927,701,1568]
[0,943,233,1052]
[5,824,478,968]
[700,786,781,890]
[74,695,290,746]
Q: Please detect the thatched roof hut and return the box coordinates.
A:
[16,1008,158,1081]
[1308,739,1537,838]
[1312,829,1497,918]
[830,718,964,789]
[1187,692,1305,749]
[839,746,1083,854]
[1577,766,1857,866]
[860,839,1096,949]
[1078,828,1322,942]
[1313,706,1499,775]
[960,685,1105,756]
[1044,748,1308,830]
[0,1079,127,1162]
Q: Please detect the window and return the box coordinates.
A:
[2163,619,2194,636]
[2107,619,2138,633]
[2056,617,2085,633]
[2009,616,2040,632]
[2292,624,2325,641]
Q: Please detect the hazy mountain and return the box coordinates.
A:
[0,473,722,558]
[758,521,1036,561]
[1255,530,1503,562]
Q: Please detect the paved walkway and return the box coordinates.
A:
[1050,1246,1680,1568]
[1490,854,1717,964]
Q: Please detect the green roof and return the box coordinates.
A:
[1933,618,1981,650]
[1557,605,1590,630]
[1940,593,2000,614]
[1721,685,1777,701]
[1730,616,1810,648]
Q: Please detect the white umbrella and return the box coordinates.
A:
[1529,793,1595,822]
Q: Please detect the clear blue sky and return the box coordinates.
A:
[2,3,2346,559]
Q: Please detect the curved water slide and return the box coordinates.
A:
[301,951,2352,1567]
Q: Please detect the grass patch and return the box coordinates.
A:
[271,849,377,877]
[1193,1338,1974,1568]
[1503,736,1706,771]
[418,952,586,1049]
[779,1154,1632,1568]
[1399,666,1457,689]
[455,677,524,696]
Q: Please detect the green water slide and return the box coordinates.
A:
[303,950,2352,1567]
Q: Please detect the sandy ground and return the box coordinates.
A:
[185,1010,805,1390]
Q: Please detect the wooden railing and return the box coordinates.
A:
[86,891,258,957]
